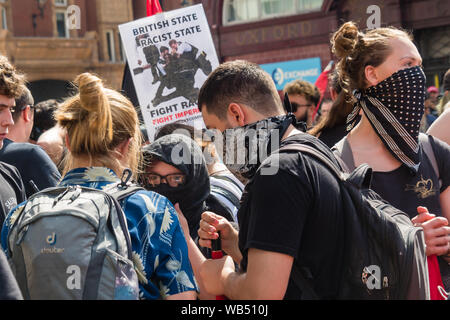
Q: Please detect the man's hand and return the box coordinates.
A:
[198,212,241,263]
[199,256,235,296]
[412,206,450,256]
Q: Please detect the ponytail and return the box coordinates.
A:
[56,73,142,177]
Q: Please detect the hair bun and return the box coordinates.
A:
[75,73,104,112]
[331,21,360,59]
[74,72,113,143]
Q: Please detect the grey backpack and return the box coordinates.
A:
[6,182,143,300]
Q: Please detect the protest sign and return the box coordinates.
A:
[119,4,219,141]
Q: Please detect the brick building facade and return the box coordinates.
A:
[198,0,450,91]
[0,0,144,102]
[0,0,448,102]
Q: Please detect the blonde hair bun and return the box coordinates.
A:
[74,73,113,143]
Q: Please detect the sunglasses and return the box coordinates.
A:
[143,173,186,187]
[291,102,313,111]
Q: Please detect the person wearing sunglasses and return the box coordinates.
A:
[282,79,320,129]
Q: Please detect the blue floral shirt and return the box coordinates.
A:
[1,167,198,300]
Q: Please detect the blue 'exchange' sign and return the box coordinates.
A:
[260,57,322,91]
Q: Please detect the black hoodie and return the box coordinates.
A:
[142,134,213,240]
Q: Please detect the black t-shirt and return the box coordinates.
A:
[237,133,345,299]
[0,139,61,198]
[0,161,26,227]
[338,135,450,219]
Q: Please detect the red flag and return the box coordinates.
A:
[147,0,162,16]
[312,60,334,122]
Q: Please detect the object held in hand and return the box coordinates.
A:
[211,235,227,300]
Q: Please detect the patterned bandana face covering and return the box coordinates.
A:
[220,114,295,183]
[347,66,426,172]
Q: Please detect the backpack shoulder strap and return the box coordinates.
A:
[419,133,439,179]
[104,184,144,261]
[419,133,442,189]
[276,144,345,181]
[332,137,356,173]
[110,185,145,202]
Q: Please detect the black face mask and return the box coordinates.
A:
[142,134,210,239]
[348,66,426,172]
[148,183,185,207]
[220,114,295,184]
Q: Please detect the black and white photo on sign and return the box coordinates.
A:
[119,4,220,141]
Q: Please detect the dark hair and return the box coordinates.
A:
[32,99,58,140]
[283,80,320,112]
[154,122,217,162]
[155,122,196,140]
[160,46,169,53]
[12,86,34,122]
[168,39,177,46]
[328,69,342,94]
[198,60,284,119]
[140,124,149,144]
[308,90,355,137]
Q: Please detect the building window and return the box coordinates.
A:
[261,0,293,18]
[223,0,323,25]
[54,0,67,6]
[118,33,125,62]
[1,7,7,30]
[415,26,450,88]
[56,11,68,37]
[106,30,116,62]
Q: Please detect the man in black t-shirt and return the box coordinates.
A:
[196,60,346,299]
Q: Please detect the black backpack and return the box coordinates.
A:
[274,143,430,300]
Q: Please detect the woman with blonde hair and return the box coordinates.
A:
[330,22,450,297]
[2,73,197,300]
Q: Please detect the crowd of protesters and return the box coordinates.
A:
[0,20,449,301]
